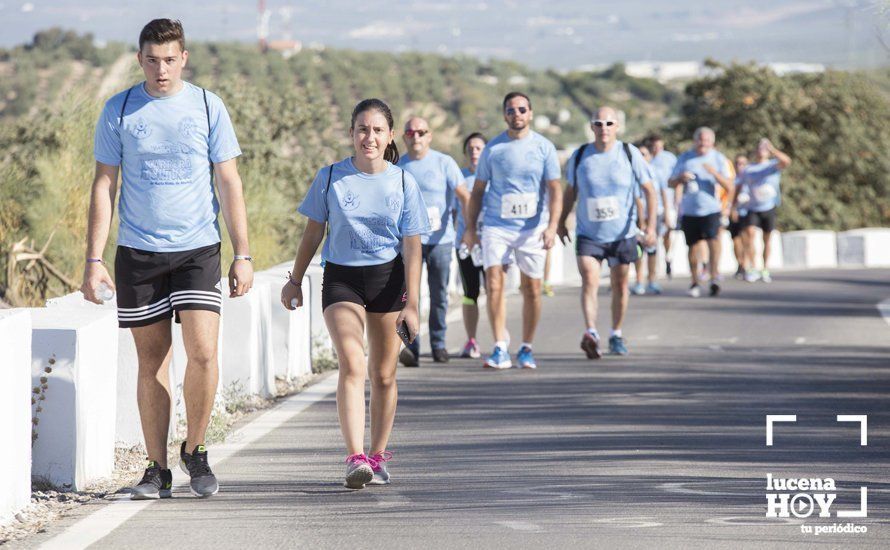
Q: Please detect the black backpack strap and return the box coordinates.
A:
[118,86,133,126]
[202,88,211,135]
[572,143,589,188]
[324,164,334,218]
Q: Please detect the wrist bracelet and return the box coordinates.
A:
[86,258,103,264]
[234,255,253,262]
[287,271,302,287]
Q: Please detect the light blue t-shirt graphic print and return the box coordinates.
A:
[475,131,561,233]
[740,159,782,213]
[568,141,653,244]
[397,149,463,245]
[298,159,430,267]
[670,148,732,217]
[94,81,242,252]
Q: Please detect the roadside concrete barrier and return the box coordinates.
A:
[0,310,33,524]
[837,228,890,267]
[782,230,837,269]
[28,307,117,490]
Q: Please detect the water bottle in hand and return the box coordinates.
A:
[686,174,699,194]
[458,243,470,260]
[96,282,114,302]
[290,298,298,309]
[470,244,483,267]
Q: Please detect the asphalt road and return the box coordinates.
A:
[23,268,890,549]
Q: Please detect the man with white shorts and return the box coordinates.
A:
[462,92,562,369]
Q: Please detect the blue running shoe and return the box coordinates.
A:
[646,282,662,295]
[484,346,512,369]
[608,335,629,356]
[517,346,537,369]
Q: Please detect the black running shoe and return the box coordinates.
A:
[130,461,173,500]
[180,442,219,498]
[432,348,449,363]
[710,282,720,297]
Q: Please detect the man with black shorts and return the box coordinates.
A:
[557,106,657,357]
[669,127,733,298]
[80,19,253,499]
[738,138,791,283]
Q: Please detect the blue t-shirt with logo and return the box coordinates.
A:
[397,149,463,245]
[650,150,677,214]
[740,159,782,213]
[298,158,430,266]
[94,81,241,252]
[568,141,654,243]
[670,148,732,217]
[475,131,561,233]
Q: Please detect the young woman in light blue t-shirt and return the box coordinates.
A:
[281,99,430,489]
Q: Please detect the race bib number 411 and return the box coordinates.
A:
[501,192,537,219]
[586,196,620,222]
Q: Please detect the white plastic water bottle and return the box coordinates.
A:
[458,243,470,260]
[686,175,699,194]
[96,282,114,302]
[470,244,483,267]
[290,298,298,309]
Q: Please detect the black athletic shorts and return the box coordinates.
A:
[742,208,777,233]
[682,213,721,245]
[115,243,222,328]
[322,256,406,313]
[456,253,484,304]
[728,219,745,239]
[576,236,642,267]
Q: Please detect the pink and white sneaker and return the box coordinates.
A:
[460,339,481,359]
[344,453,373,489]
[367,451,393,485]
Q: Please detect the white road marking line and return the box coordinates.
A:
[496,520,543,532]
[794,337,807,345]
[39,373,339,550]
[646,334,660,340]
[707,345,723,352]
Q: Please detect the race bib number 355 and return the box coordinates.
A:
[501,192,537,219]
[586,196,620,222]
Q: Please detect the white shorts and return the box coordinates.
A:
[481,226,547,279]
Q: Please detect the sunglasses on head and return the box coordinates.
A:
[592,120,616,128]
[505,106,529,116]
[404,129,429,138]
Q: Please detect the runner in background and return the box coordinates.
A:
[729,153,750,279]
[455,132,487,359]
[647,134,678,279]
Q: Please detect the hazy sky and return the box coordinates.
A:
[2,0,887,68]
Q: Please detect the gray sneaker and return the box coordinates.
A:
[344,454,373,489]
[130,461,173,500]
[367,451,392,486]
[180,442,219,498]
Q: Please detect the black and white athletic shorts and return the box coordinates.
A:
[322,256,406,313]
[576,236,642,267]
[115,243,222,328]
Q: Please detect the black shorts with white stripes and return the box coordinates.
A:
[114,243,222,328]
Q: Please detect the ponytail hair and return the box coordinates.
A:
[384,141,400,165]
[350,98,399,164]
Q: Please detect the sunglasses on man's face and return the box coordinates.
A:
[592,120,616,128]
[505,106,529,116]
[404,129,429,138]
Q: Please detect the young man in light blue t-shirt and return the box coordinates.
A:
[396,117,468,366]
[80,19,253,500]
[462,92,563,370]
[557,107,657,358]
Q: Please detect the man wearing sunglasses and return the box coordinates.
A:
[397,117,468,366]
[462,92,562,370]
[668,127,734,298]
[557,107,657,358]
